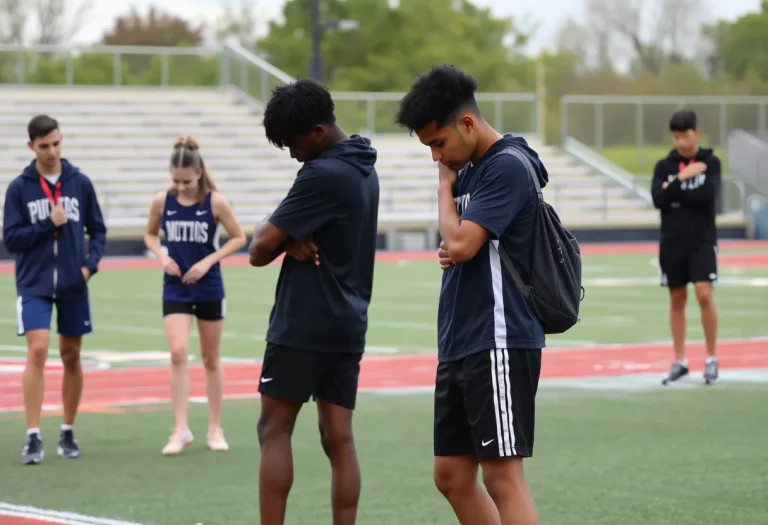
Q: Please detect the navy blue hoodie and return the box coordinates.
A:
[438,134,549,362]
[266,135,380,353]
[3,159,107,300]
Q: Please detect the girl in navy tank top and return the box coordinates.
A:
[144,136,246,457]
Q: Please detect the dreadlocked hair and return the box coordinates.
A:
[262,78,336,148]
[169,135,216,204]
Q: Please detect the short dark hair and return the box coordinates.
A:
[669,109,697,132]
[395,65,480,132]
[262,78,337,148]
[28,114,59,142]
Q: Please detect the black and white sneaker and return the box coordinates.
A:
[57,429,81,459]
[662,362,689,385]
[703,359,719,385]
[21,433,44,465]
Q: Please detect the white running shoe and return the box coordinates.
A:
[162,428,194,456]
[207,428,229,452]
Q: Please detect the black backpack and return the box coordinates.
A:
[492,147,585,334]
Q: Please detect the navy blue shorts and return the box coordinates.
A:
[15,295,92,337]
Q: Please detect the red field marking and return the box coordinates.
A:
[0,340,765,412]
[718,254,768,268]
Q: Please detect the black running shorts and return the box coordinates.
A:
[257,343,362,410]
[162,299,225,321]
[433,348,542,460]
[659,242,718,288]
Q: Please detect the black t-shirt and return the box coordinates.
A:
[266,135,379,353]
[651,148,721,245]
[438,135,547,362]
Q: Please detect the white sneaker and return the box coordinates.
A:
[207,428,229,452]
[162,428,194,456]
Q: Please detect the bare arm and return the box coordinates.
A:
[205,192,247,265]
[437,181,490,263]
[143,192,167,260]
[248,217,287,267]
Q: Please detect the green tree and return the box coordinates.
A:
[256,0,532,92]
[703,3,768,81]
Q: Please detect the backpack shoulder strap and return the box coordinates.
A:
[487,146,544,298]
[492,147,543,202]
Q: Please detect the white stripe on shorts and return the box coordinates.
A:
[490,348,517,457]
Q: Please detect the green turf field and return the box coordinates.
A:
[1,245,767,525]
[599,146,730,176]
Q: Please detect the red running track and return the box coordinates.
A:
[0,340,766,413]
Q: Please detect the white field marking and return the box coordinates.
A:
[0,355,110,375]
[365,346,399,354]
[577,315,637,325]
[0,502,146,525]
[0,345,200,364]
[543,339,598,347]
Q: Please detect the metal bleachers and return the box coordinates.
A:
[0,86,661,243]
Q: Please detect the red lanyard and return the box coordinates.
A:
[678,158,696,173]
[39,176,62,237]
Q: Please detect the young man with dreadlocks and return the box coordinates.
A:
[248,78,380,525]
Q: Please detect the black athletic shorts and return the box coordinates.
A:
[258,343,362,410]
[659,242,718,288]
[434,348,542,460]
[162,299,225,321]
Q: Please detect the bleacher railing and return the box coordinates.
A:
[561,94,768,175]
[0,41,538,137]
[728,130,768,196]
[563,137,653,205]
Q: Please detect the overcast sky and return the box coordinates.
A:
[75,0,762,54]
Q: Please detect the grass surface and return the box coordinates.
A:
[0,250,765,358]
[0,247,767,525]
[599,146,729,176]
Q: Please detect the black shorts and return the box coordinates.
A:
[434,348,542,460]
[162,299,225,321]
[659,242,718,288]
[258,343,362,410]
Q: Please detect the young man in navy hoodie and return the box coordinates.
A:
[2,115,107,465]
[248,78,379,525]
[395,65,547,525]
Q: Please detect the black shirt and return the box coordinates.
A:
[651,148,721,245]
[438,135,547,362]
[266,135,380,353]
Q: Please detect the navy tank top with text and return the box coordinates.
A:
[161,191,224,302]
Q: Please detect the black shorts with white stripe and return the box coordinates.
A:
[433,348,542,460]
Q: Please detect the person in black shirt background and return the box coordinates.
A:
[651,109,721,385]
[248,79,379,525]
